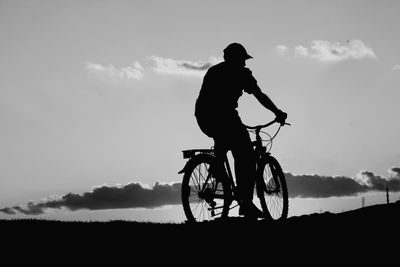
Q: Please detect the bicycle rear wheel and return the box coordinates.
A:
[181,153,230,222]
[257,155,289,221]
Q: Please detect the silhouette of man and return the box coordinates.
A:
[195,43,287,218]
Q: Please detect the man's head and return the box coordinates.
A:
[223,43,253,66]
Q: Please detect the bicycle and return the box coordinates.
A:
[179,119,290,222]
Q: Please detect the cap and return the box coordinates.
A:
[223,43,253,60]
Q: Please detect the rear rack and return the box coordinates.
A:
[181,149,214,159]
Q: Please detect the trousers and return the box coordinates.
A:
[195,112,256,202]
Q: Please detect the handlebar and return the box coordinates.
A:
[244,119,291,130]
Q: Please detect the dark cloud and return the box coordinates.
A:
[357,171,387,191]
[285,173,367,198]
[389,167,400,177]
[179,62,212,71]
[2,167,400,215]
[286,168,400,198]
[0,207,17,215]
[12,202,46,215]
[1,182,181,215]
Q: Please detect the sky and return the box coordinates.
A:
[0,0,399,222]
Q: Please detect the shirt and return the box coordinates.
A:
[195,61,260,119]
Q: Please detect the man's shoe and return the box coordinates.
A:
[239,202,265,219]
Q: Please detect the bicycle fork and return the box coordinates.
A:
[257,161,281,198]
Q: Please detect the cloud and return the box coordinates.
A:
[310,40,377,62]
[276,45,288,55]
[389,167,400,178]
[0,207,17,215]
[277,39,377,63]
[86,61,144,80]
[392,65,400,71]
[1,182,181,215]
[355,171,386,190]
[294,45,309,57]
[86,56,222,81]
[287,168,400,198]
[3,167,399,215]
[149,56,222,77]
[286,173,367,198]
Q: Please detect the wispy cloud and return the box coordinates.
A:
[294,45,309,57]
[86,61,144,80]
[392,65,400,71]
[149,56,222,77]
[86,56,222,81]
[310,40,377,62]
[276,45,288,56]
[2,167,400,216]
[277,39,377,63]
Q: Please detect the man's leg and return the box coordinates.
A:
[212,134,231,187]
[230,126,256,203]
[231,125,265,218]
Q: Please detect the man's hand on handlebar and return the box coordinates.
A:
[275,109,288,126]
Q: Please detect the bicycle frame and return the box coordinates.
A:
[218,122,278,208]
[219,152,240,210]
[202,126,278,216]
[180,119,290,220]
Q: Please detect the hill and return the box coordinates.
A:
[2,201,399,259]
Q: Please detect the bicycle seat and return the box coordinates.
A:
[182,149,214,159]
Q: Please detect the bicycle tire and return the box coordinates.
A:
[181,153,231,222]
[257,155,289,221]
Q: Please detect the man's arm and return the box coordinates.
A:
[243,68,287,123]
[252,84,287,123]
[253,85,280,113]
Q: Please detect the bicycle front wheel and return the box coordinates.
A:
[257,155,289,221]
[181,153,230,222]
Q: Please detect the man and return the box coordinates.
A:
[195,42,287,218]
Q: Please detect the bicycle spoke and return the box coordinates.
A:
[260,159,288,220]
[182,154,229,222]
[194,165,203,191]
[190,169,200,193]
[191,199,203,215]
